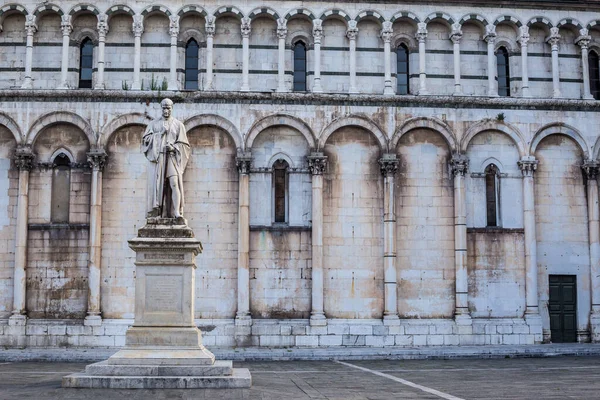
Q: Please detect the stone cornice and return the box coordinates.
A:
[2,90,600,112]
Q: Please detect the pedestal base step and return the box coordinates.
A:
[62,367,251,389]
[85,360,233,377]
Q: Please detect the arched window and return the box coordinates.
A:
[485,164,500,227]
[273,159,289,223]
[79,38,93,89]
[396,44,410,95]
[496,46,510,97]
[51,153,71,223]
[293,41,307,92]
[589,50,600,100]
[185,39,199,90]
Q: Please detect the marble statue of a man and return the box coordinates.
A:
[142,98,190,219]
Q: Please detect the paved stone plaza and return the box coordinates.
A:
[0,355,599,399]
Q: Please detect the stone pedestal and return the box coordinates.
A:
[63,218,251,389]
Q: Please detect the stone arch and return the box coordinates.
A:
[33,3,64,17]
[392,33,417,51]
[50,147,75,163]
[72,28,98,45]
[213,6,244,20]
[141,5,172,17]
[495,38,518,53]
[27,112,95,147]
[180,29,204,44]
[587,19,600,31]
[248,7,279,21]
[68,4,99,17]
[319,115,387,151]
[268,152,295,169]
[184,114,243,150]
[320,9,351,24]
[355,9,385,25]
[98,112,151,148]
[592,136,600,161]
[0,112,23,144]
[458,13,489,31]
[391,117,457,152]
[493,15,523,28]
[247,114,316,150]
[480,157,505,172]
[288,32,311,47]
[390,11,420,24]
[424,12,455,28]
[460,119,527,158]
[0,3,29,26]
[176,5,207,18]
[556,17,583,31]
[105,4,134,20]
[284,7,316,21]
[527,16,554,29]
[530,123,590,158]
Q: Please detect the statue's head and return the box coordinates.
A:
[161,98,174,119]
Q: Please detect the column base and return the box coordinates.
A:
[131,85,141,91]
[309,313,327,327]
[525,312,543,343]
[240,85,250,92]
[349,88,359,95]
[21,79,33,89]
[93,84,105,90]
[276,87,288,93]
[84,314,103,327]
[235,314,252,327]
[418,90,428,96]
[454,313,472,326]
[383,314,400,326]
[584,95,595,100]
[312,81,323,93]
[590,312,600,343]
[57,84,69,90]
[383,88,394,96]
[488,92,499,97]
[8,313,27,326]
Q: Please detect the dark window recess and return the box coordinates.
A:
[590,50,600,100]
[185,39,199,90]
[293,41,307,92]
[51,153,71,223]
[273,159,288,223]
[79,38,93,89]
[485,164,499,227]
[549,275,578,343]
[397,44,409,95]
[496,46,510,97]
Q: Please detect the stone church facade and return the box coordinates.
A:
[0,0,599,349]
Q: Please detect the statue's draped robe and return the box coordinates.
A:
[142,117,190,217]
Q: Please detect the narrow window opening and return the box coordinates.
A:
[485,164,500,227]
[273,159,289,223]
[496,46,510,97]
[185,38,199,90]
[396,43,409,95]
[589,50,600,100]
[79,38,93,89]
[51,153,71,223]
[293,41,307,92]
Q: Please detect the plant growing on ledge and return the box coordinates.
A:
[121,80,130,91]
[496,112,505,122]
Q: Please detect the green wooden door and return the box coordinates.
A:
[549,275,577,343]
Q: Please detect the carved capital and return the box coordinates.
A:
[546,27,561,48]
[241,17,251,38]
[449,155,469,177]
[450,22,462,43]
[236,152,252,174]
[346,20,358,40]
[60,15,72,36]
[307,153,328,175]
[25,15,37,36]
[169,15,180,37]
[484,24,496,43]
[380,21,393,43]
[576,35,591,50]
[132,15,144,37]
[97,13,109,37]
[87,149,108,171]
[14,145,34,171]
[379,155,399,177]
[312,19,323,42]
[276,18,287,39]
[518,157,538,177]
[205,16,216,37]
[415,22,427,42]
[582,160,599,180]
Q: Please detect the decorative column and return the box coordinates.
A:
[308,153,328,326]
[518,157,540,319]
[21,15,37,89]
[131,15,143,90]
[276,18,287,92]
[94,14,109,90]
[450,23,463,96]
[9,146,34,324]
[236,152,252,326]
[84,149,107,326]
[547,27,562,98]
[58,15,73,89]
[312,19,323,93]
[518,26,531,98]
[582,161,600,340]
[415,22,428,95]
[204,16,215,90]
[240,17,251,92]
[381,22,394,95]
[484,24,497,97]
[577,30,593,100]
[168,15,179,91]
[347,20,358,94]
[450,155,471,324]
[379,154,399,323]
